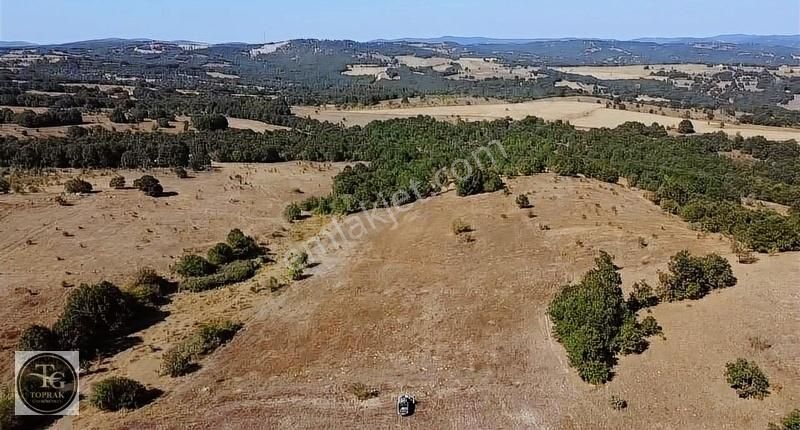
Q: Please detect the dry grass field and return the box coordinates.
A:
[51,174,800,430]
[0,162,344,383]
[554,64,723,80]
[294,98,800,141]
[394,55,542,80]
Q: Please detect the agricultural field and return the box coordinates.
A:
[294,98,800,141]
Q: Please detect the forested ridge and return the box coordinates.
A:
[2,114,800,252]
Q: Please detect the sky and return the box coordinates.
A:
[0,0,798,44]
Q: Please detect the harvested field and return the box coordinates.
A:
[225,117,291,132]
[555,64,722,80]
[69,174,800,429]
[294,98,800,141]
[394,55,541,80]
[0,162,344,384]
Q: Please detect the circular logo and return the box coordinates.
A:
[16,353,78,415]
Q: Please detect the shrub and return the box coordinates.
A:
[639,316,663,337]
[133,175,159,192]
[284,202,302,222]
[174,255,215,278]
[452,219,473,235]
[290,251,309,269]
[515,194,531,209]
[124,268,171,307]
[678,119,696,134]
[769,409,800,430]
[64,178,92,194]
[180,260,260,292]
[160,320,242,377]
[174,167,188,179]
[609,395,628,410]
[0,177,9,194]
[89,377,149,411]
[144,182,163,197]
[159,345,194,377]
[157,117,171,128]
[657,251,737,301]
[725,359,770,399]
[616,316,649,355]
[207,242,235,266]
[287,262,305,281]
[17,325,59,351]
[482,171,505,193]
[226,229,260,259]
[627,280,659,311]
[52,281,136,353]
[192,114,228,131]
[349,382,379,401]
[109,175,126,189]
[195,320,243,355]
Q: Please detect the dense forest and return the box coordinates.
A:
[2,115,800,253]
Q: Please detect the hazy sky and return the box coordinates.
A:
[1,0,798,44]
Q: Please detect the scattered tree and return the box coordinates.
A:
[725,359,770,399]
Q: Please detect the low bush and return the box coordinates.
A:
[677,119,696,134]
[609,395,628,410]
[64,178,92,194]
[89,377,149,411]
[627,280,659,311]
[616,316,649,355]
[290,251,309,269]
[159,344,195,377]
[725,359,770,399]
[0,177,10,194]
[124,267,171,307]
[160,320,242,377]
[226,229,261,259]
[174,167,188,179]
[174,255,216,278]
[52,281,137,354]
[284,202,302,222]
[287,262,305,281]
[131,175,164,197]
[207,242,235,266]
[768,409,800,430]
[349,382,379,401]
[17,324,59,351]
[180,260,260,292]
[515,194,531,209]
[452,219,473,235]
[657,251,737,301]
[639,316,663,337]
[109,175,125,189]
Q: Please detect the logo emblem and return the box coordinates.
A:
[15,351,79,416]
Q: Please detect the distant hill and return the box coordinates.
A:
[371,36,576,45]
[634,34,800,48]
[376,34,800,49]
[0,41,37,48]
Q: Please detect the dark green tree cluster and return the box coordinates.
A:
[192,114,228,131]
[7,109,82,128]
[175,229,264,292]
[547,252,661,384]
[657,251,737,301]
